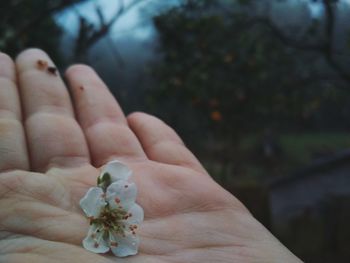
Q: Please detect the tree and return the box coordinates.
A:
[151,0,350,159]
[0,0,87,63]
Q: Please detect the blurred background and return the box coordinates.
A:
[1,0,350,261]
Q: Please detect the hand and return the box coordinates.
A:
[0,49,301,263]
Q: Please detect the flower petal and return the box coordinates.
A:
[106,181,137,210]
[125,203,144,225]
[83,225,109,254]
[109,231,140,257]
[102,160,132,182]
[80,187,106,218]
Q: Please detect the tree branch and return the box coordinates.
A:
[246,0,350,82]
[322,0,350,82]
[74,0,148,60]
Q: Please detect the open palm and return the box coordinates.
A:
[0,49,301,263]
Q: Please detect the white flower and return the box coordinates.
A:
[80,160,144,257]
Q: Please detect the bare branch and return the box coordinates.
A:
[74,0,148,61]
[95,4,106,25]
[245,0,350,82]
[321,0,350,82]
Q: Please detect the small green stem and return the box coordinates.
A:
[97,172,112,192]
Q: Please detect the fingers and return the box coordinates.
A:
[65,65,146,167]
[0,53,29,172]
[127,112,209,175]
[16,49,90,172]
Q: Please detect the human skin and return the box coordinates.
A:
[0,49,302,263]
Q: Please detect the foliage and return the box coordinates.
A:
[1,1,61,62]
[0,0,86,63]
[151,0,350,146]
